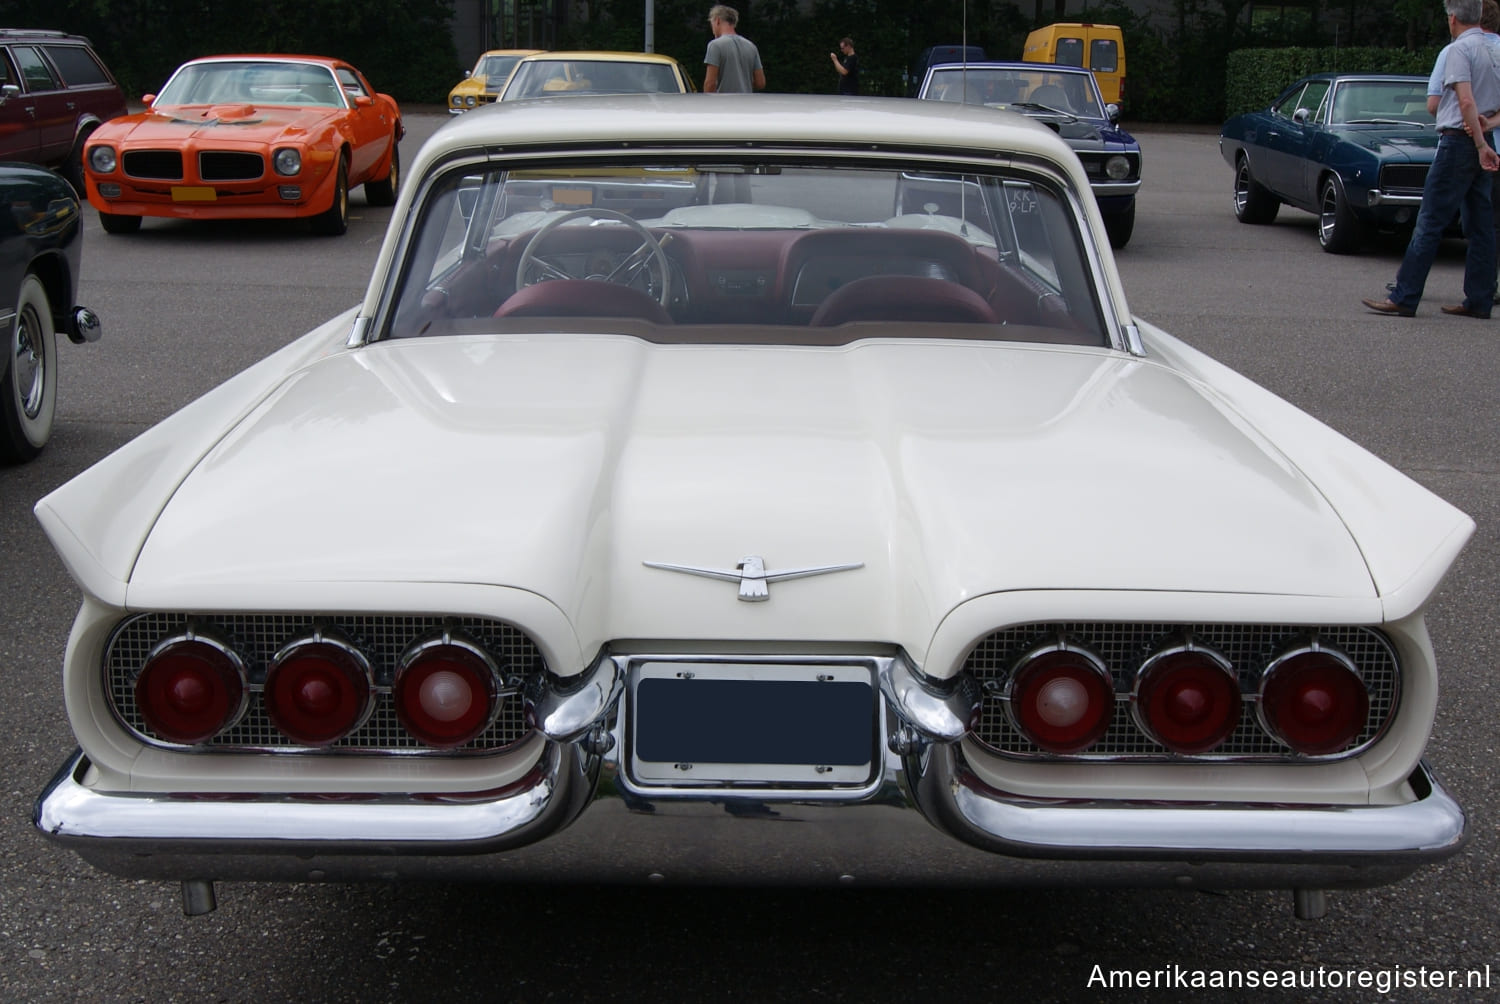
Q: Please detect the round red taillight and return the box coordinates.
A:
[265,637,374,746]
[1006,646,1114,754]
[1132,645,1241,754]
[393,635,500,748]
[1259,646,1369,755]
[134,635,247,744]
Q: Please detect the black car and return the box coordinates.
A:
[0,163,100,463]
[0,30,127,193]
[915,61,1143,248]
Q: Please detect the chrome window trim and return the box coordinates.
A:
[345,314,370,347]
[366,148,494,344]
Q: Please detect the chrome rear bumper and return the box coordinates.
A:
[34,740,1465,889]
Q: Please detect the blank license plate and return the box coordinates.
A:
[171,186,217,202]
[629,662,877,785]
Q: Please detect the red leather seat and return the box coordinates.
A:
[495,280,672,324]
[810,275,998,326]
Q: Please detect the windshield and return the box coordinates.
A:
[1327,79,1430,125]
[923,67,1104,118]
[386,157,1106,346]
[503,60,682,98]
[475,54,524,85]
[156,60,344,107]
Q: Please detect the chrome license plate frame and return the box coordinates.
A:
[627,661,878,786]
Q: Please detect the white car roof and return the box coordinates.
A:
[417,92,1084,177]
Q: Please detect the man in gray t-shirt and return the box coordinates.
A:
[704,5,765,93]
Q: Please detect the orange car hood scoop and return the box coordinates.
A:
[169,105,264,125]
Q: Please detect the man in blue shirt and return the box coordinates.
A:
[1429,0,1500,288]
[1426,0,1500,113]
[1365,0,1500,318]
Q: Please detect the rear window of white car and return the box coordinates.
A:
[386,157,1106,347]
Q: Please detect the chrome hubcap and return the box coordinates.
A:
[12,307,44,419]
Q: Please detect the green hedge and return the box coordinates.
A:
[1225,46,1443,118]
[2,0,462,105]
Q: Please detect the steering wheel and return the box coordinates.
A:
[516,208,671,307]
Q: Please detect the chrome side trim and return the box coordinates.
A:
[1122,322,1144,356]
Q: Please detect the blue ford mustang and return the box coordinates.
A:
[916,61,1142,248]
[1220,74,1436,253]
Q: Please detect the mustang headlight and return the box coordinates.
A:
[88,146,117,174]
[272,148,302,176]
[465,95,476,107]
[1105,155,1132,181]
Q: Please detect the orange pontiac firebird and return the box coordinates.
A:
[82,54,402,236]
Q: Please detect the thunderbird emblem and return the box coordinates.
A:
[643,555,863,602]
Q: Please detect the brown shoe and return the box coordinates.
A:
[1362,298,1416,317]
[1440,303,1492,318]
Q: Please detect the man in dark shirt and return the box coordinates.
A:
[830,37,859,94]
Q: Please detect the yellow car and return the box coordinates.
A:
[448,49,544,114]
[498,51,695,100]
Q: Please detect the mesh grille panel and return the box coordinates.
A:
[199,151,264,181]
[1379,164,1428,196]
[964,622,1399,761]
[122,150,184,180]
[106,613,543,754]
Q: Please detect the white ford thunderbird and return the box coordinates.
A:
[33,95,1472,918]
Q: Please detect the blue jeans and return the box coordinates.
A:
[1391,132,1497,314]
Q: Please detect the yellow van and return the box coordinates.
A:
[1022,23,1126,107]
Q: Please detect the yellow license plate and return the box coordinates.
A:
[171,186,218,203]
[551,187,593,206]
